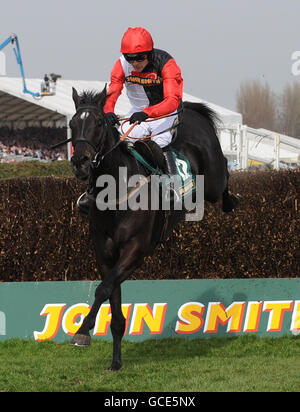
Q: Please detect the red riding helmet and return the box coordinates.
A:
[120,27,154,54]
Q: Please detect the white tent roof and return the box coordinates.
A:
[0,76,242,127]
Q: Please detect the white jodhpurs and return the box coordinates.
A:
[120,108,178,148]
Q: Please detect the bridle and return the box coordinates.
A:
[71,105,106,154]
[49,104,105,152]
[49,105,182,167]
[70,105,128,169]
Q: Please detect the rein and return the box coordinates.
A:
[118,109,182,140]
[49,109,182,150]
[95,109,182,166]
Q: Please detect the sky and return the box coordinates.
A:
[1,0,300,111]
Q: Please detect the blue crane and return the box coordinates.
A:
[0,34,60,98]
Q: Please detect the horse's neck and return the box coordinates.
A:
[101,127,130,176]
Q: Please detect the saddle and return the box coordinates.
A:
[127,113,181,174]
[128,139,196,201]
[131,140,166,174]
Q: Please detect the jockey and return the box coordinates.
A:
[104,26,183,174]
[77,27,183,214]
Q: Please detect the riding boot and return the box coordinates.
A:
[163,150,178,176]
[162,150,180,202]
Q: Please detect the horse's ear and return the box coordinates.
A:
[95,84,108,108]
[72,87,80,109]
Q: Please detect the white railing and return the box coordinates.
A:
[219,124,300,170]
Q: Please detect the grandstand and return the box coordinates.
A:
[0,76,242,127]
[0,76,299,168]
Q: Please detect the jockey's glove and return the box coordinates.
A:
[105,112,120,126]
[129,111,149,124]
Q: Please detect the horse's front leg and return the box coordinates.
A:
[71,240,144,369]
[70,262,111,348]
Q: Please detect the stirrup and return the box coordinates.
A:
[76,192,94,215]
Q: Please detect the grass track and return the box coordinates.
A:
[1,336,300,392]
[0,160,73,179]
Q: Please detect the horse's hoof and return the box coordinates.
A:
[108,361,122,372]
[70,334,91,347]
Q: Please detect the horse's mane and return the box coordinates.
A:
[78,90,103,106]
[183,101,220,135]
[77,88,130,163]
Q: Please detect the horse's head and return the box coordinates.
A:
[70,86,108,181]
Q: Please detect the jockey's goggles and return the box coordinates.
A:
[123,52,149,63]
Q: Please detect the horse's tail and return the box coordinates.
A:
[183,101,221,135]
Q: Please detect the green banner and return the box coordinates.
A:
[1,279,300,342]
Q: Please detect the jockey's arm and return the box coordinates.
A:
[103,59,125,114]
[142,59,183,118]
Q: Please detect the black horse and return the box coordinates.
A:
[69,86,237,370]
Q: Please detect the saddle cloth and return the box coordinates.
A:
[170,149,195,199]
[128,145,195,200]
